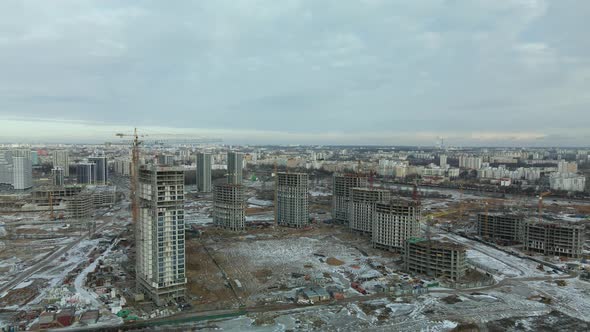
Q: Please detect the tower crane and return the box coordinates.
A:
[537,191,551,223]
[115,128,222,223]
[116,128,144,223]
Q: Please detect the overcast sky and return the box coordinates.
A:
[0,0,589,146]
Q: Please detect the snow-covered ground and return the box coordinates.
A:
[310,190,331,197]
[529,279,590,322]
[439,232,548,278]
[247,198,273,207]
[73,241,117,308]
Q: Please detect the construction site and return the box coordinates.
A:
[1,148,590,331]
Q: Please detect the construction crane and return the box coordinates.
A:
[412,179,420,204]
[368,169,377,189]
[48,192,55,221]
[538,191,551,223]
[274,161,278,227]
[483,201,489,239]
[116,128,144,224]
[457,185,464,228]
[116,128,221,223]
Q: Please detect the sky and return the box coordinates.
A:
[0,0,589,146]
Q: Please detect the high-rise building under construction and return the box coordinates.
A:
[348,188,390,235]
[332,174,367,225]
[276,172,309,228]
[137,165,186,305]
[372,199,421,251]
[213,183,245,231]
[227,152,243,184]
[196,153,212,192]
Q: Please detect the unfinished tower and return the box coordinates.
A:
[137,165,186,305]
[65,192,93,220]
[332,174,367,225]
[227,152,243,184]
[276,172,309,228]
[213,184,246,231]
[404,238,467,281]
[348,188,390,235]
[477,213,525,243]
[196,153,212,192]
[372,199,421,251]
[524,220,584,258]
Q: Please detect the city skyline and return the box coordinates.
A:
[1,1,590,146]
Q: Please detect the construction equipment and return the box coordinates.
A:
[274,161,278,227]
[458,186,464,225]
[116,128,144,223]
[48,192,55,221]
[412,179,420,204]
[538,191,551,223]
[483,201,489,239]
[368,170,377,189]
[425,209,460,219]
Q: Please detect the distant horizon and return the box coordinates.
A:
[1,1,590,148]
[1,117,589,148]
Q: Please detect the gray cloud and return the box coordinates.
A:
[0,0,589,145]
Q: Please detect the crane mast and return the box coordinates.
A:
[116,128,142,223]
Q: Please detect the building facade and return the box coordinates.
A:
[227,152,243,184]
[439,154,447,168]
[12,156,33,190]
[213,184,245,231]
[137,165,186,305]
[196,153,212,192]
[0,150,13,185]
[372,199,421,250]
[404,238,467,281]
[348,188,390,235]
[89,156,108,185]
[76,162,96,185]
[524,221,585,258]
[332,174,367,225]
[477,213,525,243]
[276,172,309,228]
[65,192,93,220]
[549,173,586,192]
[52,167,65,186]
[52,150,70,177]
